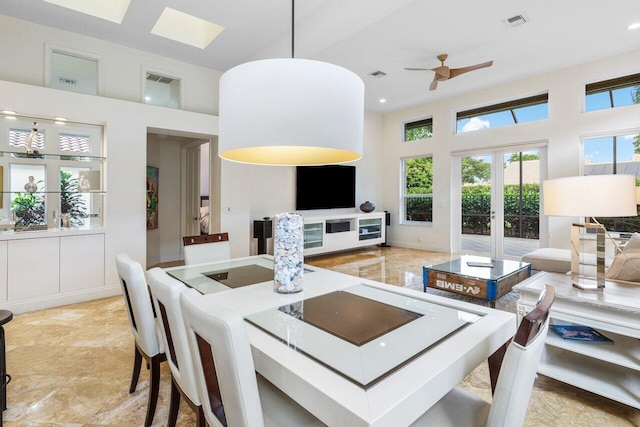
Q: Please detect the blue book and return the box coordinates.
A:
[550,325,614,344]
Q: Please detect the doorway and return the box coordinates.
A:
[453,146,546,260]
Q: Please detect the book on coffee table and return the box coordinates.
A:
[550,325,614,344]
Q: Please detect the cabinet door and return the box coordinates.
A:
[0,241,6,302]
[8,237,60,300]
[60,234,105,292]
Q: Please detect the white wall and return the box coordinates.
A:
[381,48,640,252]
[220,110,385,257]
[146,135,183,266]
[0,15,222,115]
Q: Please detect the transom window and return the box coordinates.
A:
[404,118,433,141]
[585,73,640,112]
[456,94,548,133]
[583,132,640,231]
[144,72,181,108]
[401,156,433,224]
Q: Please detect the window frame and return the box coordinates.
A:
[455,93,548,134]
[585,73,640,112]
[44,43,102,95]
[400,155,434,226]
[141,67,183,109]
[403,117,433,142]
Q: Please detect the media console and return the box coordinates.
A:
[302,212,386,256]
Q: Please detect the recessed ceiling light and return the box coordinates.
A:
[4,116,17,120]
[1,110,16,115]
[43,0,131,24]
[54,121,67,125]
[54,117,68,121]
[379,98,387,103]
[151,7,225,49]
[628,23,640,30]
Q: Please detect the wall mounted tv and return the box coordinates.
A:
[296,165,356,210]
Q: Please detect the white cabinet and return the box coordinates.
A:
[303,212,386,256]
[8,237,60,300]
[60,233,105,293]
[515,272,640,409]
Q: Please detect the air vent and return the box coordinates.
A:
[369,71,387,78]
[146,73,174,84]
[502,14,528,28]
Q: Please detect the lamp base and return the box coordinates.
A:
[570,274,603,291]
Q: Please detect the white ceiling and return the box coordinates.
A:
[1,0,639,113]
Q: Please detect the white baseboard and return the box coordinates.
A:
[0,285,122,314]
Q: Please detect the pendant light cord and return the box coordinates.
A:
[291,0,295,58]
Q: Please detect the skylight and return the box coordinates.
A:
[43,0,131,24]
[150,7,225,50]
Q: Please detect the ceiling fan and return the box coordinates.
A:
[405,54,493,91]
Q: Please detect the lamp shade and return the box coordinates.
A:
[218,58,364,166]
[543,174,637,217]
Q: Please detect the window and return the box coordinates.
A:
[402,156,433,223]
[404,118,432,141]
[586,73,640,112]
[50,50,99,95]
[144,72,181,108]
[456,94,548,133]
[583,132,640,231]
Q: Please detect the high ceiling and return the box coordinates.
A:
[1,0,639,113]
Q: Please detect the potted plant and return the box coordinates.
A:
[60,171,87,227]
[11,192,45,229]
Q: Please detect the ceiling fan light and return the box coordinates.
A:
[219,58,364,166]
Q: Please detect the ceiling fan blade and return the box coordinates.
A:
[449,60,493,78]
[431,65,450,79]
[404,67,431,71]
[429,76,438,91]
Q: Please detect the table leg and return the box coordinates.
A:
[488,340,509,394]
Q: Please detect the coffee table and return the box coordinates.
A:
[423,255,531,307]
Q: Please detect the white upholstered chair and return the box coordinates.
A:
[180,288,324,427]
[412,284,555,427]
[147,267,205,427]
[115,254,165,427]
[183,232,231,265]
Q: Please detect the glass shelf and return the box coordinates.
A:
[0,150,105,162]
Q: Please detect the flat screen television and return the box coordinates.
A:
[296,165,356,210]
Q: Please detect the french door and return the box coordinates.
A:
[454,146,546,260]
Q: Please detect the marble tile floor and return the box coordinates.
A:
[1,246,638,426]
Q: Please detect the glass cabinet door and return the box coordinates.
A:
[304,222,324,249]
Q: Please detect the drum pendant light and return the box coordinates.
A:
[218,0,364,165]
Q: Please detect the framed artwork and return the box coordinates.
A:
[146,166,158,230]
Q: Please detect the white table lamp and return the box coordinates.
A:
[543,175,637,289]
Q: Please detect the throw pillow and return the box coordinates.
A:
[606,235,640,282]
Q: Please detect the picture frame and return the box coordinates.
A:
[146,166,158,230]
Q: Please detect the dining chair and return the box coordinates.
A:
[180,288,324,427]
[146,267,206,427]
[115,254,165,427]
[183,232,231,265]
[412,284,555,427]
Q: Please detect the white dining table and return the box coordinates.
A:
[165,255,516,426]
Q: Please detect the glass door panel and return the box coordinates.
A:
[460,155,493,256]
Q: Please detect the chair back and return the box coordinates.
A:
[183,232,231,265]
[181,288,264,427]
[147,268,201,405]
[115,254,160,357]
[486,284,554,427]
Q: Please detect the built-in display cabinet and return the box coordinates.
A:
[0,115,107,313]
[303,212,386,256]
